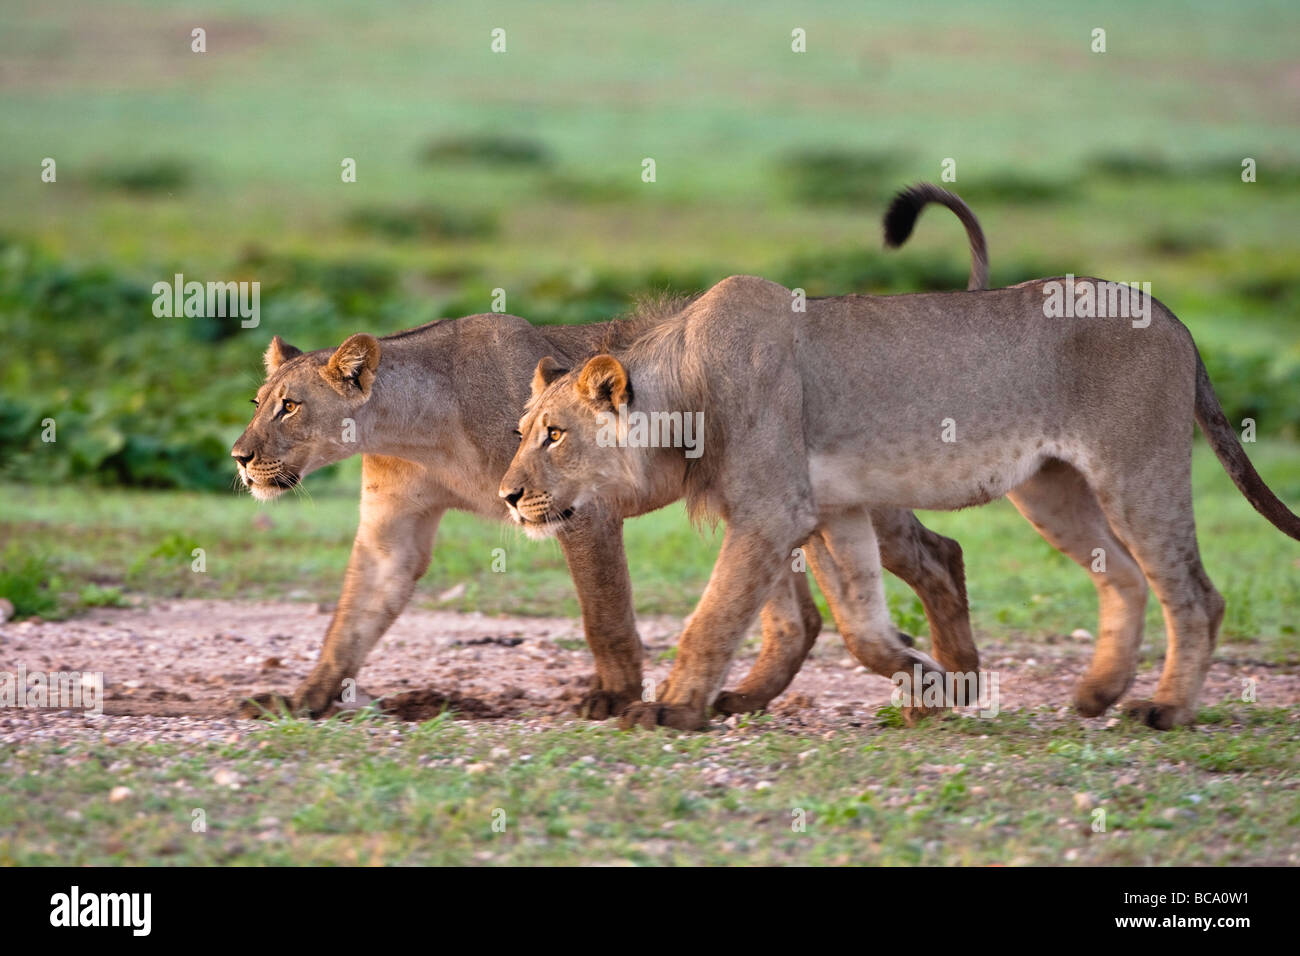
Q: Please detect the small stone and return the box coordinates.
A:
[1073,792,1095,811]
[213,768,243,788]
[1071,628,1094,642]
[108,786,132,803]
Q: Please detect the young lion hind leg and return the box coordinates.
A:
[1006,459,1149,717]
[1081,458,1223,729]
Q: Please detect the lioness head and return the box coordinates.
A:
[499,354,641,537]
[231,333,381,500]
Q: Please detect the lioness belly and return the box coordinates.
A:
[808,444,1050,513]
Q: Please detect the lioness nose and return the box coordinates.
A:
[500,487,524,507]
[232,450,254,466]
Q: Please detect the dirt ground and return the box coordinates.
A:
[2,599,1297,741]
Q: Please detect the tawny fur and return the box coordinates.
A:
[504,272,1298,732]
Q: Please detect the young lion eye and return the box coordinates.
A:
[250,398,259,408]
[547,426,563,444]
[283,400,298,414]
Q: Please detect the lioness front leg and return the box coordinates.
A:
[556,514,644,719]
[244,456,442,718]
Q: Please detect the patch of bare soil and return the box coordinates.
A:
[1,599,1296,741]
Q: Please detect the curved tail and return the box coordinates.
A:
[883,183,989,291]
[1194,351,1300,540]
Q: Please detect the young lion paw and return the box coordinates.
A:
[237,692,295,719]
[711,690,771,716]
[1122,698,1186,730]
[618,701,710,731]
[576,689,637,720]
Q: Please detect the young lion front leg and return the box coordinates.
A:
[620,518,815,731]
[712,568,821,716]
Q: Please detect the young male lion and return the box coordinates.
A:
[502,223,1300,732]
[233,187,990,719]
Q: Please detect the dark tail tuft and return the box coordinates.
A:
[883,183,990,291]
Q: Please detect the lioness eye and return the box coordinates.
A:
[512,428,522,441]
[250,398,259,407]
[547,426,563,443]
[283,400,298,413]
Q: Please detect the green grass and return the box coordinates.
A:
[2,703,1295,865]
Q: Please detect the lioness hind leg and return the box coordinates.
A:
[1085,462,1223,730]
[805,508,950,719]
[713,568,822,716]
[1007,459,1149,717]
[872,507,979,679]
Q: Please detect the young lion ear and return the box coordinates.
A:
[531,356,569,399]
[263,335,303,375]
[321,333,381,398]
[576,354,631,410]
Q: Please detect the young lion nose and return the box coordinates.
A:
[232,450,254,466]
[500,487,524,507]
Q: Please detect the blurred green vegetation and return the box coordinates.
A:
[0,0,1296,643]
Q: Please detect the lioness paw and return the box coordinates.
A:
[1121,698,1187,730]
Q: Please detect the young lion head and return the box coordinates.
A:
[499,354,646,537]
[231,333,381,501]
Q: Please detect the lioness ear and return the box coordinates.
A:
[531,356,569,399]
[576,354,631,411]
[264,335,303,375]
[321,333,381,398]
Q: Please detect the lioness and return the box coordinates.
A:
[503,268,1300,732]
[233,187,988,719]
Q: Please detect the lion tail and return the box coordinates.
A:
[1194,350,1300,540]
[883,183,990,291]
